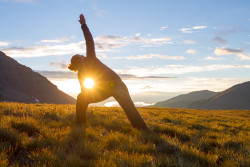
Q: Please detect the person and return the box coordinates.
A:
[68,14,148,130]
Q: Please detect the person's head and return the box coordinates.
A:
[68,54,86,72]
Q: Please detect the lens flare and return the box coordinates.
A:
[84,78,95,88]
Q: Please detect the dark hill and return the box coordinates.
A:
[0,51,75,104]
[190,81,250,110]
[153,90,218,108]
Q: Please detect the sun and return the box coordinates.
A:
[84,78,95,89]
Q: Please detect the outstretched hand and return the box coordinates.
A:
[78,14,86,25]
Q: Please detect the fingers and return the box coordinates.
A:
[80,14,84,19]
[79,14,86,24]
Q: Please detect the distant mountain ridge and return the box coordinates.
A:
[0,51,76,104]
[189,81,250,110]
[153,81,250,110]
[153,90,218,108]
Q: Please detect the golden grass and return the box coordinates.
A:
[0,102,249,166]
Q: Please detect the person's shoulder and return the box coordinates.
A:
[87,56,101,64]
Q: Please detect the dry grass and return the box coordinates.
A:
[0,102,249,166]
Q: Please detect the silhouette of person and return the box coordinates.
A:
[68,14,148,130]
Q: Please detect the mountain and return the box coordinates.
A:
[190,81,250,110]
[153,90,218,108]
[0,51,76,104]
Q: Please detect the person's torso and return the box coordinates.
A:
[78,57,122,91]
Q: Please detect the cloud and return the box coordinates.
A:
[236,53,250,60]
[115,64,250,76]
[0,41,9,46]
[95,42,126,52]
[2,41,84,58]
[177,77,250,92]
[50,60,68,69]
[142,86,153,89]
[41,38,69,43]
[112,54,185,60]
[214,47,242,55]
[96,52,107,59]
[204,56,223,60]
[94,35,172,51]
[183,40,195,44]
[2,33,173,58]
[212,36,227,44]
[179,28,192,33]
[38,71,77,79]
[119,74,176,80]
[94,35,123,41]
[135,33,141,37]
[94,35,147,51]
[192,26,207,30]
[179,26,208,33]
[160,26,168,31]
[186,49,196,54]
[96,35,171,45]
[147,38,172,45]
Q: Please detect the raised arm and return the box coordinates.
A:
[79,14,96,58]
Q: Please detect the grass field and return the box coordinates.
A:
[0,102,249,166]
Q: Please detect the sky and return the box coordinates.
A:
[0,0,250,106]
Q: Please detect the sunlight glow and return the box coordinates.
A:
[84,78,95,89]
[104,101,155,107]
[51,79,80,97]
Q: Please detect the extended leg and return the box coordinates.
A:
[113,83,148,130]
[76,93,89,125]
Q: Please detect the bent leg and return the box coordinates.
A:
[113,83,148,130]
[76,93,89,125]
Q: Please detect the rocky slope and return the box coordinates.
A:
[0,51,75,104]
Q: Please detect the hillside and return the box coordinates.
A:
[190,81,250,110]
[0,51,75,104]
[0,102,249,166]
[153,90,218,108]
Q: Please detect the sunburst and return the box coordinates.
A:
[84,78,95,89]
